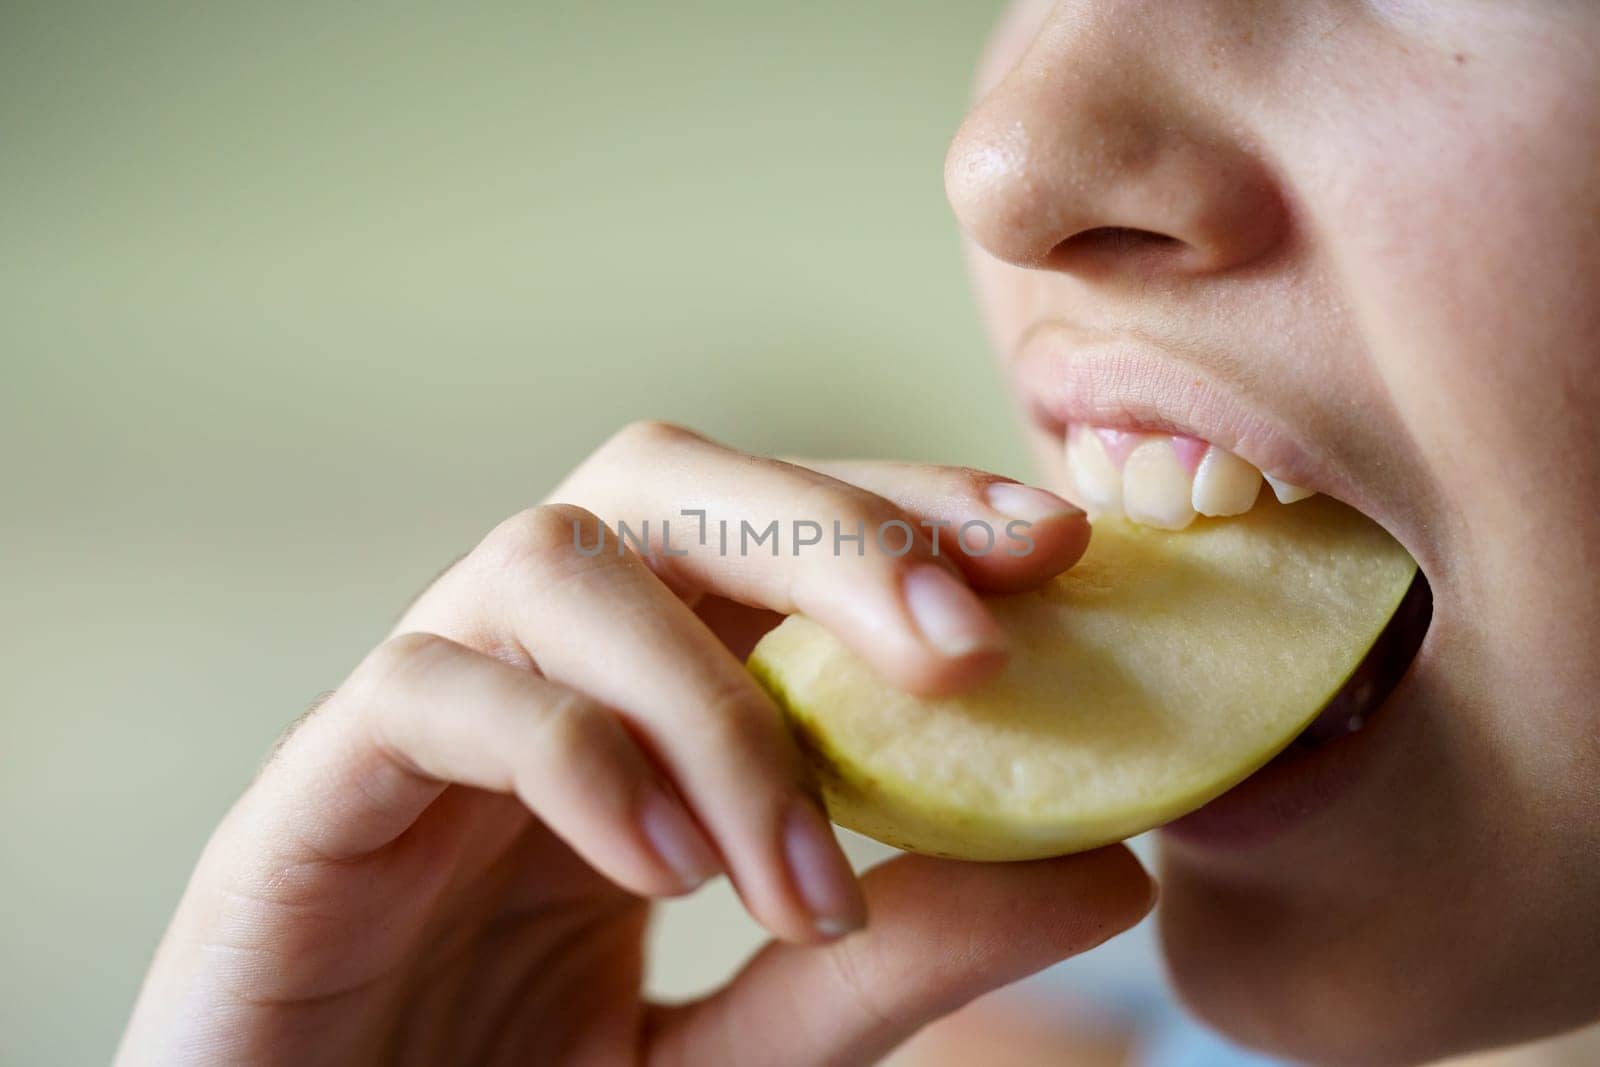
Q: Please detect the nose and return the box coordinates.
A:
[945,8,1287,282]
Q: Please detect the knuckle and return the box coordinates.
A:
[939,465,998,497]
[604,418,704,459]
[550,420,708,504]
[348,631,457,705]
[481,503,604,572]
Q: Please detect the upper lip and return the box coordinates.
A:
[1009,318,1368,513]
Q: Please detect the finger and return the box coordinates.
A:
[400,504,866,944]
[791,459,1091,594]
[246,632,721,899]
[547,420,1008,697]
[645,846,1156,1067]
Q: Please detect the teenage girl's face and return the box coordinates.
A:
[946,2,1600,1061]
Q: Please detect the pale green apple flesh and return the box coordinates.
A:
[747,495,1417,861]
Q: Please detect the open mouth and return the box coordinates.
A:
[1055,419,1435,766]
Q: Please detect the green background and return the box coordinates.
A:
[0,3,1025,1061]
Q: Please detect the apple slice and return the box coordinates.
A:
[747,495,1418,861]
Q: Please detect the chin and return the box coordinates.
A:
[1154,882,1444,1066]
[1150,690,1591,1067]
[1154,852,1600,1066]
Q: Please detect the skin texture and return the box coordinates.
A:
[117,424,1153,1066]
[947,1,1600,1062]
[121,3,1599,1065]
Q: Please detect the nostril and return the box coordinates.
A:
[1046,226,1187,268]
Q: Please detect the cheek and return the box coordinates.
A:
[1298,40,1600,765]
[1299,47,1600,572]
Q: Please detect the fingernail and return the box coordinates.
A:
[783,800,867,939]
[639,789,721,891]
[985,481,1084,523]
[903,563,1007,658]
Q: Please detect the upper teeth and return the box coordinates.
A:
[1193,446,1263,517]
[1065,424,1125,514]
[1263,472,1316,504]
[1063,425,1315,529]
[1123,438,1197,530]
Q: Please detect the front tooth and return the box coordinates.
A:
[1191,447,1263,517]
[1065,425,1124,514]
[1263,473,1316,504]
[1123,437,1198,530]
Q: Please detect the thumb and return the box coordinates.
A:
[644,844,1156,1067]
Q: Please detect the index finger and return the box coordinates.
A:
[546,421,1012,697]
[787,458,1091,594]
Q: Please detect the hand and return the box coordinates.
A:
[117,422,1156,1066]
